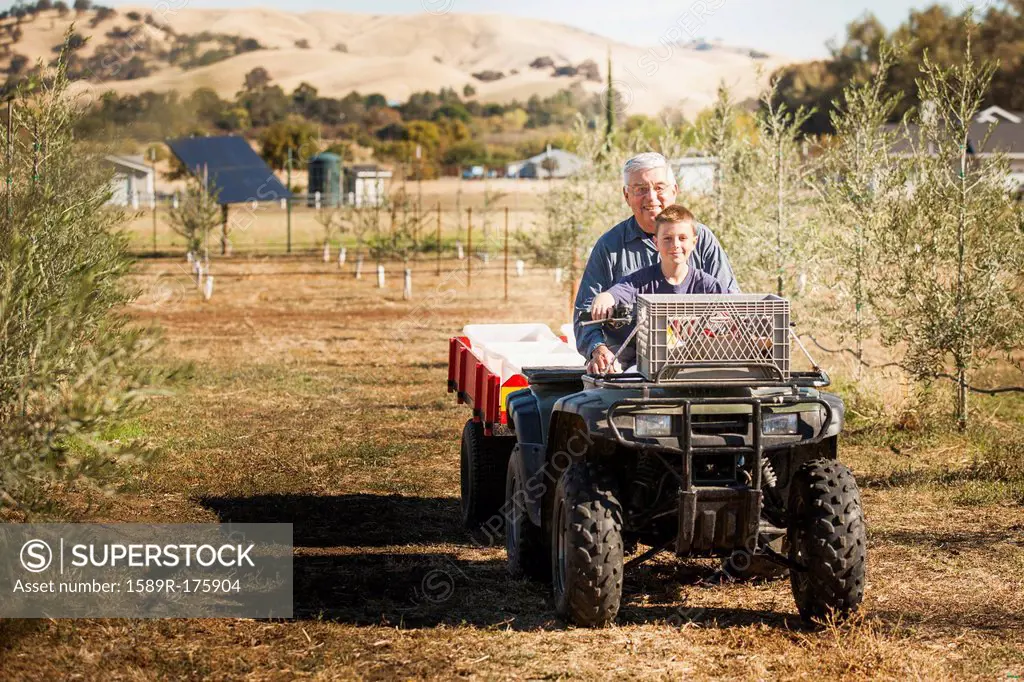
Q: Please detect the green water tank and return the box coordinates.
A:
[307,152,342,207]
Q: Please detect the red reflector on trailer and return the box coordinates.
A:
[499,374,529,424]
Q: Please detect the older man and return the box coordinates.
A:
[574,152,740,373]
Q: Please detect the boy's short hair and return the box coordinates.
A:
[655,205,696,232]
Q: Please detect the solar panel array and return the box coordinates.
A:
[166,135,292,205]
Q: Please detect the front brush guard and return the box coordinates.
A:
[606,394,833,555]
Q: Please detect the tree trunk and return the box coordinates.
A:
[776,137,784,298]
[955,126,969,429]
[956,366,968,431]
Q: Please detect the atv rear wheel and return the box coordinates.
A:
[459,419,513,529]
[551,462,624,627]
[505,446,549,580]
[788,458,867,621]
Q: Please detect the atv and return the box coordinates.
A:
[455,294,866,626]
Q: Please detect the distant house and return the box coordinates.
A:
[344,164,393,207]
[508,148,584,179]
[671,156,717,195]
[889,105,1024,194]
[105,155,154,207]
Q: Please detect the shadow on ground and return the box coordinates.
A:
[199,493,809,630]
[290,551,809,630]
[870,527,1023,550]
[198,493,464,547]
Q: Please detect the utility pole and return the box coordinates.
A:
[150,146,158,255]
[6,100,12,224]
[416,143,422,218]
[605,45,616,149]
[286,147,293,254]
[503,206,509,302]
[221,204,230,256]
[467,206,472,287]
[435,202,441,277]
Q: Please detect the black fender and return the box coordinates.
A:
[507,388,606,528]
[549,390,610,441]
[507,388,547,527]
[819,391,845,439]
[507,388,543,446]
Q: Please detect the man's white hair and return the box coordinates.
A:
[622,152,676,187]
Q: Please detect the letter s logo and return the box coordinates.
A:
[20,539,52,573]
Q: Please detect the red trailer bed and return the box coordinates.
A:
[447,336,528,436]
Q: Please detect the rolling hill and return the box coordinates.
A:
[0,6,792,118]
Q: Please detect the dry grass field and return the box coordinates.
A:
[1,256,1022,680]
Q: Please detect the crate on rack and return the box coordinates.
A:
[635,294,790,382]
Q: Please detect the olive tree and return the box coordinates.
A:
[0,46,161,516]
[876,36,1024,428]
[743,79,815,297]
[517,118,624,309]
[814,48,907,374]
[167,170,220,260]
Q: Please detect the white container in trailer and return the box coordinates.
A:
[560,323,575,347]
[479,340,564,382]
[462,323,558,346]
[489,342,585,383]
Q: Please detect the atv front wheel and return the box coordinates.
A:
[788,458,867,621]
[460,419,513,528]
[551,462,624,627]
[505,446,549,580]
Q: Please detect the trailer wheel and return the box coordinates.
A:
[788,458,867,621]
[460,419,513,529]
[551,462,624,627]
[505,446,549,580]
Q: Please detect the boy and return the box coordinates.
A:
[589,205,727,370]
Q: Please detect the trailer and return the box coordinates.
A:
[447,324,585,526]
[447,324,583,436]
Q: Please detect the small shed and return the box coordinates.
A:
[307,152,342,207]
[345,164,393,207]
[105,154,154,207]
[672,156,717,195]
[509,148,583,179]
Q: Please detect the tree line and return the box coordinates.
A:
[75,66,622,178]
[771,1,1024,134]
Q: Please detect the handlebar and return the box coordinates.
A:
[577,303,634,328]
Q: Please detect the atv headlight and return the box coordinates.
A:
[762,412,798,435]
[635,413,672,437]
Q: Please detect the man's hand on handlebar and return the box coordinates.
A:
[587,344,621,374]
[590,292,616,320]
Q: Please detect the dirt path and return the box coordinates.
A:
[1,258,1021,680]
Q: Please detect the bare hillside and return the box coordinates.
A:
[1,6,792,117]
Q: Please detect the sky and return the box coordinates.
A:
[94,0,992,59]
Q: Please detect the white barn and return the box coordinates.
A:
[671,156,717,195]
[344,164,393,207]
[507,148,584,179]
[105,155,154,208]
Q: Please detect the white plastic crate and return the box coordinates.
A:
[635,294,790,382]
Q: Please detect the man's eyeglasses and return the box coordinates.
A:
[627,183,673,196]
